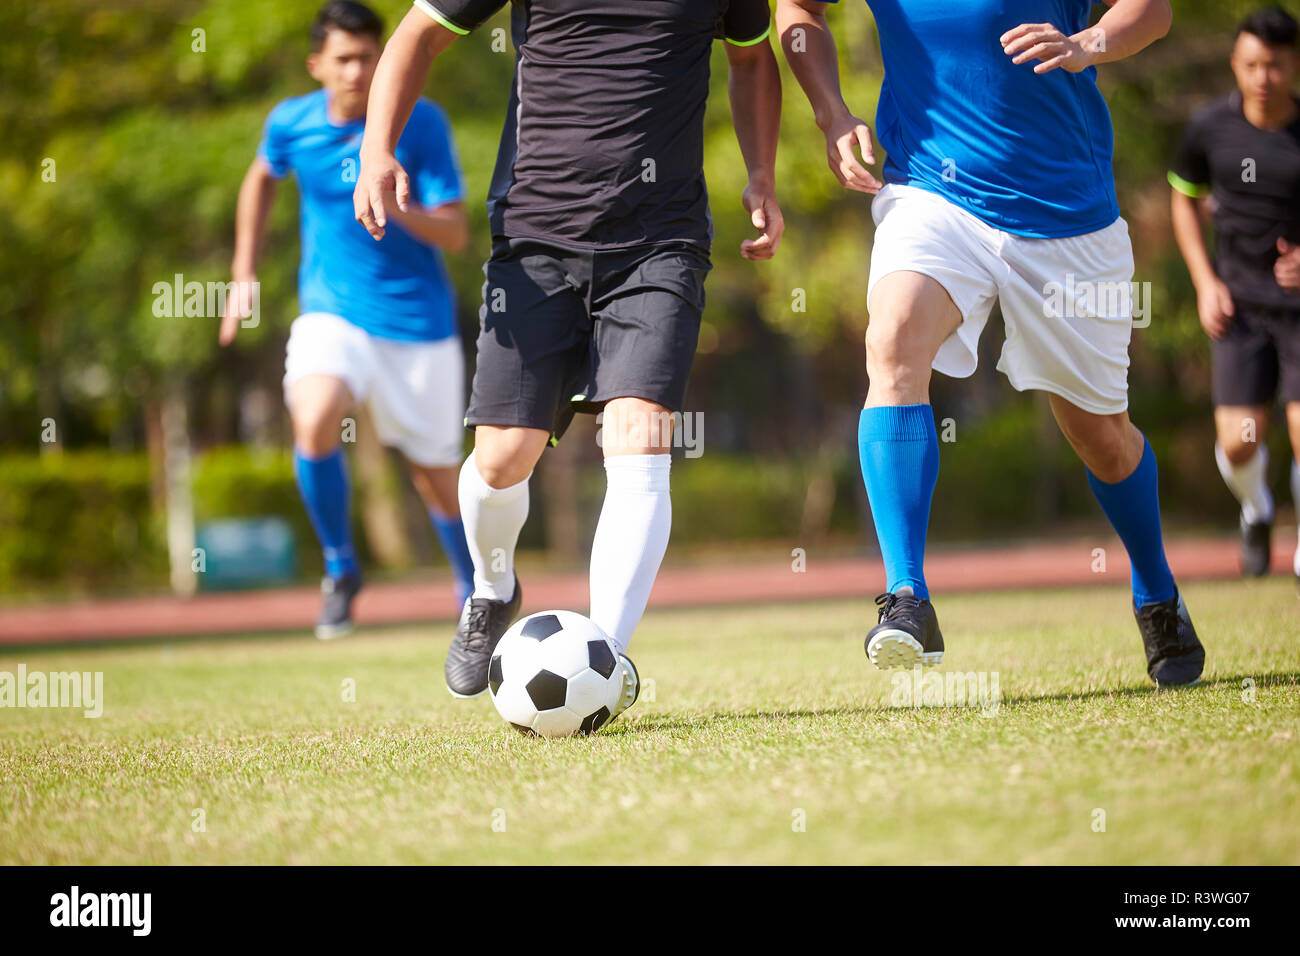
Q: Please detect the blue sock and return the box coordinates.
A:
[430,511,475,607]
[293,447,359,579]
[1086,436,1177,607]
[859,405,939,600]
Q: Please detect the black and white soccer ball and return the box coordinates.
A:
[488,610,623,738]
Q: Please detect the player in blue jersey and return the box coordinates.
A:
[220,1,475,639]
[778,0,1205,685]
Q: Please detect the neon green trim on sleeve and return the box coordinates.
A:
[1167,170,1208,199]
[726,23,772,47]
[413,0,470,36]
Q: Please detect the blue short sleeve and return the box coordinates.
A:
[257,102,293,179]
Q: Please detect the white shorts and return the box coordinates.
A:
[283,312,466,467]
[867,184,1135,415]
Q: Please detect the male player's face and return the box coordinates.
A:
[308,28,381,119]
[1231,31,1297,109]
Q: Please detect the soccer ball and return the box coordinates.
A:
[488,610,623,737]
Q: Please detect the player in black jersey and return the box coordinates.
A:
[354,1,784,705]
[1170,5,1300,582]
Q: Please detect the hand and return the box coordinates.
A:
[1195,277,1235,340]
[1001,23,1100,74]
[740,180,784,261]
[354,150,411,240]
[822,112,881,195]
[219,275,257,346]
[1275,238,1300,293]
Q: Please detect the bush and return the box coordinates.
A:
[0,452,164,595]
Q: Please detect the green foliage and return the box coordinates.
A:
[0,453,164,595]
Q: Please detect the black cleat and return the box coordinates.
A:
[1240,516,1272,577]
[445,575,522,698]
[1133,590,1205,686]
[865,589,944,669]
[315,573,362,641]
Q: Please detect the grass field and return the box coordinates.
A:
[2,579,1297,865]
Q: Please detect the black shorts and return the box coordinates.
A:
[465,237,712,441]
[1212,304,1300,406]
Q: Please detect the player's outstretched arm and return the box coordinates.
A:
[1001,0,1172,74]
[355,8,458,240]
[775,0,880,195]
[726,38,784,261]
[220,158,277,346]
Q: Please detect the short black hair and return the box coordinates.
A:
[310,1,383,51]
[1238,5,1299,48]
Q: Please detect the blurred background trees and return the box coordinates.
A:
[0,0,1288,595]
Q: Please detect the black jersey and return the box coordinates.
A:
[413,0,771,248]
[1170,92,1300,309]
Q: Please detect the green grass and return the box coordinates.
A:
[1,579,1297,865]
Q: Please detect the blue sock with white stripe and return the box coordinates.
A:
[430,511,475,608]
[294,447,359,580]
[858,405,940,600]
[1086,437,1177,607]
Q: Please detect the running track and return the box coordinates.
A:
[0,534,1293,646]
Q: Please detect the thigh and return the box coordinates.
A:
[998,218,1134,415]
[369,336,467,468]
[1214,306,1278,407]
[867,184,1000,380]
[584,241,712,416]
[466,240,592,438]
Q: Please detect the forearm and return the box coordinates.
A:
[231,163,276,278]
[1170,189,1217,288]
[728,45,781,188]
[1076,0,1172,65]
[388,201,469,252]
[776,1,850,131]
[360,10,451,160]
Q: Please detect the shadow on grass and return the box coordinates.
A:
[609,671,1300,735]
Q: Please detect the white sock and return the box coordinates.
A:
[1292,458,1300,576]
[589,454,672,654]
[1215,443,1273,524]
[458,451,529,602]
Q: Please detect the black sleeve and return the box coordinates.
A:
[718,0,772,45]
[413,0,509,35]
[1168,114,1211,198]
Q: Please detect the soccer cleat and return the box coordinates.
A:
[865,589,944,669]
[1133,590,1205,686]
[606,654,640,725]
[315,573,362,641]
[1240,516,1272,577]
[445,575,522,698]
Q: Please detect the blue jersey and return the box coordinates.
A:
[834,0,1120,238]
[258,90,465,341]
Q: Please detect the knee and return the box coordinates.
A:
[1220,438,1261,466]
[471,429,545,488]
[292,406,341,457]
[602,397,674,455]
[1077,418,1139,483]
[865,318,933,397]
